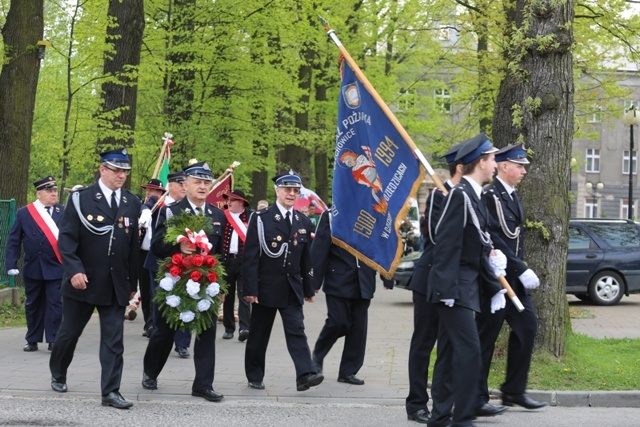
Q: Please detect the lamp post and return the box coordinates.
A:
[585,181,604,218]
[623,106,640,219]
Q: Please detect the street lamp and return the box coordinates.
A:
[623,106,640,219]
[585,181,605,196]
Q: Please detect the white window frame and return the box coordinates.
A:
[585,198,598,218]
[397,89,415,112]
[620,199,636,219]
[622,150,638,175]
[587,105,603,123]
[586,148,600,173]
[434,88,452,114]
[624,100,640,110]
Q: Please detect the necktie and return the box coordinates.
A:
[285,211,292,235]
[111,192,118,216]
[45,206,52,216]
[194,207,201,215]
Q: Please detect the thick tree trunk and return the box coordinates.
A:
[96,0,144,181]
[492,0,574,356]
[0,0,44,205]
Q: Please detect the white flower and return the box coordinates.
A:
[186,279,201,299]
[197,299,212,312]
[166,295,181,307]
[165,272,180,283]
[159,277,175,291]
[206,282,220,297]
[180,311,195,322]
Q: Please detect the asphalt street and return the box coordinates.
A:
[0,286,638,426]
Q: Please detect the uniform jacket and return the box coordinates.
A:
[311,210,376,300]
[150,197,225,260]
[5,202,65,280]
[426,179,502,312]
[58,182,141,306]
[483,179,528,291]
[242,204,314,308]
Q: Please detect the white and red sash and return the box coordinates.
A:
[224,209,247,243]
[26,203,62,264]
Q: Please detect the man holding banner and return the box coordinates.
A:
[5,176,64,352]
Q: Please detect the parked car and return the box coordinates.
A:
[392,218,640,305]
[567,218,640,305]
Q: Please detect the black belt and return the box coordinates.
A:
[227,253,240,259]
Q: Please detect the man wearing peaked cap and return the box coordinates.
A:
[405,142,465,423]
[183,161,214,181]
[50,148,141,409]
[220,190,253,342]
[477,144,547,412]
[242,171,322,392]
[425,133,509,426]
[5,176,64,353]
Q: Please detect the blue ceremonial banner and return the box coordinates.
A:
[330,59,426,278]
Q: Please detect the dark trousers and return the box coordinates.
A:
[49,296,125,395]
[23,277,62,344]
[405,291,439,415]
[138,249,153,331]
[222,256,251,333]
[476,287,537,404]
[245,301,315,382]
[143,307,217,392]
[429,304,481,427]
[150,270,191,348]
[312,294,370,377]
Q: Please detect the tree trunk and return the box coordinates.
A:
[0,0,44,206]
[96,0,145,182]
[492,0,574,356]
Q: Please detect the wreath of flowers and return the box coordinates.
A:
[153,211,227,336]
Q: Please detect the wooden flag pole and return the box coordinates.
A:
[152,132,173,179]
[207,161,241,195]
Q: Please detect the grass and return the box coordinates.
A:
[0,286,26,328]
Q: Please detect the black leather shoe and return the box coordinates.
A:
[174,346,190,358]
[192,389,224,402]
[476,402,508,417]
[48,343,53,351]
[51,377,67,393]
[142,373,157,390]
[222,331,233,339]
[502,393,548,409]
[407,409,430,423]
[296,373,324,391]
[248,381,265,390]
[101,391,133,409]
[23,342,38,352]
[238,330,249,342]
[338,374,365,385]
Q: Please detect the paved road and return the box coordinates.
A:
[0,286,638,426]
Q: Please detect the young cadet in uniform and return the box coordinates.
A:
[311,209,391,386]
[426,134,508,427]
[50,148,141,409]
[243,172,322,392]
[405,144,463,423]
[476,144,548,411]
[5,176,64,352]
[142,162,226,402]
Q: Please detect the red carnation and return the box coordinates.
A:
[182,256,193,269]
[169,265,182,277]
[192,254,205,267]
[205,255,217,267]
[171,253,183,266]
[190,270,203,282]
[207,271,218,283]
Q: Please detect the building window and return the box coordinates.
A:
[587,105,603,123]
[623,150,638,175]
[585,198,598,218]
[434,88,452,114]
[397,89,415,112]
[624,100,640,110]
[438,27,450,41]
[586,149,600,173]
[621,200,634,219]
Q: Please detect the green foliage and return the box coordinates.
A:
[162,210,214,245]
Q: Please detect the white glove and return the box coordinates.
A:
[441,299,455,307]
[7,269,19,276]
[138,208,152,228]
[490,289,507,313]
[519,268,540,290]
[489,249,507,277]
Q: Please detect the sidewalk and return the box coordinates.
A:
[0,286,638,407]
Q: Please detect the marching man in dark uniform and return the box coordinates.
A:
[221,190,252,342]
[311,209,389,386]
[5,176,64,352]
[476,144,547,411]
[405,144,463,423]
[49,148,141,409]
[141,161,227,402]
[243,172,322,391]
[426,134,508,427]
